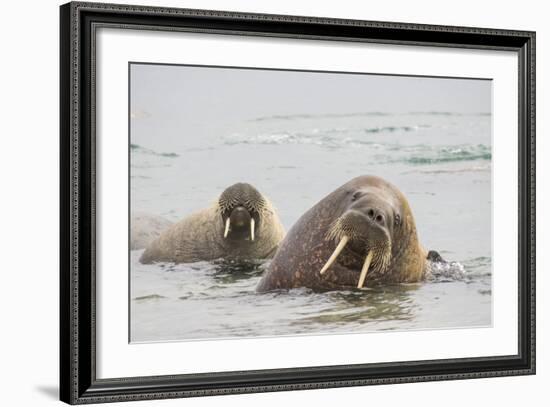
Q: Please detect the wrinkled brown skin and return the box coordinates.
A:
[256,176,427,292]
[140,200,285,264]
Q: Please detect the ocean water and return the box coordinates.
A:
[130,111,492,342]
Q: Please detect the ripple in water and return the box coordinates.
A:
[130,250,491,342]
[249,111,490,122]
[131,143,179,158]
[225,129,491,165]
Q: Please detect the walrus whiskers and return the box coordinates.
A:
[320,235,349,275]
[224,218,230,238]
[357,251,373,289]
[250,218,255,241]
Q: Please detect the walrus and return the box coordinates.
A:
[130,212,173,250]
[140,183,285,264]
[257,175,436,292]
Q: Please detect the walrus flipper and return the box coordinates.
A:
[426,250,445,264]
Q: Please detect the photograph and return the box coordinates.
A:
[57,2,536,404]
[129,63,493,342]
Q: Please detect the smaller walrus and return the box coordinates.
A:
[257,175,440,292]
[140,183,285,264]
[130,212,173,250]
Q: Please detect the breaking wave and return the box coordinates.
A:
[225,129,491,165]
[426,261,466,282]
[225,125,430,148]
[425,256,492,283]
[403,144,491,165]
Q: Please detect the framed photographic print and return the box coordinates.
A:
[60,1,536,404]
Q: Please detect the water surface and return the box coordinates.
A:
[130,110,492,342]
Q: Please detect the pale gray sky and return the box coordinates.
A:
[130,63,491,125]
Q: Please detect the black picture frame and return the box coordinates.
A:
[60,1,536,404]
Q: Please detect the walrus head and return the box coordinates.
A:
[320,183,407,288]
[217,183,269,242]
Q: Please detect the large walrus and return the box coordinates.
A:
[257,175,438,292]
[140,183,285,264]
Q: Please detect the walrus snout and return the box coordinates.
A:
[230,206,252,227]
[349,194,392,228]
[321,208,393,288]
[328,209,388,243]
[365,207,386,226]
[223,206,257,241]
[218,182,269,242]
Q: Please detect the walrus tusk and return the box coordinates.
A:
[320,235,349,275]
[224,218,230,238]
[250,218,255,241]
[357,251,373,289]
